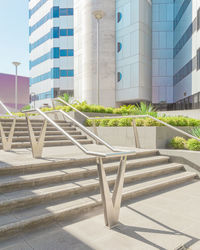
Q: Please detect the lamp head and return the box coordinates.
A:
[12,62,21,67]
[92,10,105,20]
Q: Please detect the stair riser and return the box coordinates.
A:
[0,124,72,128]
[0,136,87,143]
[0,140,93,149]
[0,151,160,175]
[0,158,170,192]
[0,166,183,213]
[0,175,196,241]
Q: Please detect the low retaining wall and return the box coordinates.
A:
[88,126,192,149]
[159,149,200,175]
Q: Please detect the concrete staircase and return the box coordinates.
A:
[0,149,198,240]
[0,118,93,149]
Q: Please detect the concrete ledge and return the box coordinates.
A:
[159,149,200,175]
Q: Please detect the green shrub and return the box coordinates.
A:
[118,118,132,127]
[187,118,200,127]
[107,119,119,127]
[187,139,200,151]
[144,118,161,127]
[135,119,145,126]
[100,119,110,127]
[169,137,187,149]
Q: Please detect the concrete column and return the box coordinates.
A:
[74,0,116,107]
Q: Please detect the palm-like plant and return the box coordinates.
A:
[190,127,200,138]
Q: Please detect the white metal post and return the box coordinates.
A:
[12,62,21,112]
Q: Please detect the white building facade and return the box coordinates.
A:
[29,0,200,110]
[29,0,74,108]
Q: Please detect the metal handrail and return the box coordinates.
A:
[23,108,135,158]
[88,114,200,142]
[52,97,89,119]
[0,101,13,116]
[23,108,135,228]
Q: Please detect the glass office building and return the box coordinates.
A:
[29,0,200,109]
[29,0,74,108]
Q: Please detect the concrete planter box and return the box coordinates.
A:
[88,126,193,149]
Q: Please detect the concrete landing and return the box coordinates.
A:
[0,145,147,168]
[0,180,200,250]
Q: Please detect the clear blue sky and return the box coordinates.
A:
[0,0,29,77]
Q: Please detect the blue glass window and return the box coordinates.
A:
[117,42,122,52]
[60,69,74,77]
[60,70,67,77]
[68,49,74,56]
[60,29,67,36]
[117,72,122,82]
[60,49,67,56]
[67,29,74,36]
[51,67,60,79]
[117,12,122,23]
[52,6,59,18]
[51,47,60,58]
[52,27,59,38]
[67,8,73,15]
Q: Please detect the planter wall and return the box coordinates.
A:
[88,126,192,149]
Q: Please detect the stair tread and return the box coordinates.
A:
[0,162,183,203]
[0,156,170,185]
[0,171,197,229]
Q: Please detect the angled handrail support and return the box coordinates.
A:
[0,117,16,151]
[26,114,47,158]
[97,156,127,228]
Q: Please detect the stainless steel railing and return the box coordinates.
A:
[52,97,89,119]
[23,108,135,228]
[0,100,13,116]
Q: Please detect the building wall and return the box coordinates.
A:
[173,0,200,109]
[116,0,152,104]
[152,0,174,104]
[0,73,29,112]
[74,0,116,107]
[29,0,74,108]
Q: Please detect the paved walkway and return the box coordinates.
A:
[0,179,200,250]
[0,144,145,168]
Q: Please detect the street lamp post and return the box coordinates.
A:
[31,92,36,109]
[12,62,21,112]
[92,10,105,105]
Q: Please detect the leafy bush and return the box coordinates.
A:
[169,137,187,149]
[187,139,200,151]
[118,118,132,127]
[144,118,161,127]
[100,119,110,127]
[21,105,31,111]
[107,119,119,127]
[135,119,145,127]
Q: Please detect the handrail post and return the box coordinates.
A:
[26,114,47,158]
[0,117,16,151]
[93,120,99,144]
[132,119,141,148]
[97,155,127,228]
[52,100,59,120]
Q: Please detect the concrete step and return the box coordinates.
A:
[4,131,82,137]
[0,139,93,149]
[0,155,170,192]
[0,149,159,175]
[0,163,184,213]
[0,135,87,143]
[0,119,67,124]
[2,127,77,132]
[0,122,72,128]
[0,172,197,240]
